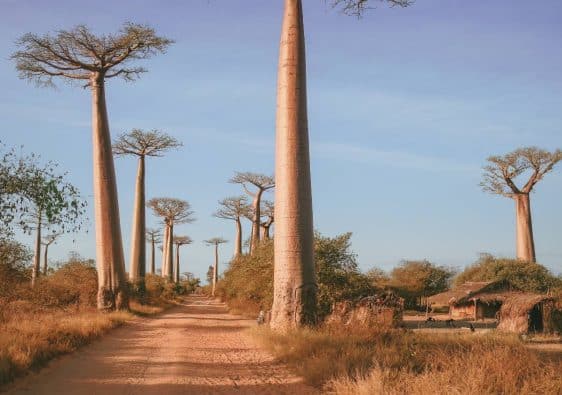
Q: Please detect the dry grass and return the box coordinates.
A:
[254,326,562,394]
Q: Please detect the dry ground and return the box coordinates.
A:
[2,296,317,395]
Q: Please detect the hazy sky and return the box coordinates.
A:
[1,0,561,282]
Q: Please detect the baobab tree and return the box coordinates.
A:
[12,23,173,310]
[146,228,162,275]
[214,196,251,258]
[204,238,228,297]
[147,198,195,281]
[481,147,562,262]
[173,236,193,284]
[270,0,411,330]
[41,232,61,275]
[260,200,274,240]
[113,129,181,288]
[230,172,274,254]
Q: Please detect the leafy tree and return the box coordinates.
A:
[229,172,274,254]
[0,239,32,298]
[389,260,455,308]
[113,129,181,287]
[455,254,561,294]
[366,267,390,289]
[12,23,173,310]
[41,232,62,275]
[20,163,86,286]
[481,147,562,262]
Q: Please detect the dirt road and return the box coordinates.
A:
[4,296,318,395]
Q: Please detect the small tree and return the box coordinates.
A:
[41,232,62,275]
[481,147,562,262]
[229,172,274,254]
[173,236,193,284]
[389,260,455,308]
[204,238,228,297]
[146,228,162,275]
[147,198,195,281]
[214,196,251,258]
[12,23,173,310]
[113,129,181,288]
[20,162,86,286]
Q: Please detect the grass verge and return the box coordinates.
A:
[253,326,562,394]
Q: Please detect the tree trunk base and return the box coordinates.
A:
[97,285,130,311]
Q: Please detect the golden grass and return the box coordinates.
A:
[254,327,562,394]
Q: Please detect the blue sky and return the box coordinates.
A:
[1,0,561,282]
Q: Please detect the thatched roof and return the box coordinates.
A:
[500,294,555,316]
[427,281,493,306]
[428,280,520,306]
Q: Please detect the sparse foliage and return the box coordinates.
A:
[12,23,173,87]
[113,129,181,157]
[330,0,414,16]
[147,198,195,225]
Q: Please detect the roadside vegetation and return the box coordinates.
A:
[0,241,197,387]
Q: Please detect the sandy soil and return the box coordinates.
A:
[3,296,318,395]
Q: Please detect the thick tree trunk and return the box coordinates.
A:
[150,239,156,275]
[166,223,174,281]
[175,245,180,283]
[161,224,169,278]
[271,0,317,331]
[234,218,242,258]
[129,156,146,286]
[212,243,219,297]
[42,243,49,275]
[263,225,271,240]
[249,190,263,254]
[31,214,41,287]
[91,73,128,311]
[514,193,536,262]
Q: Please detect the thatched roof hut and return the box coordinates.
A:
[427,281,494,306]
[497,294,556,334]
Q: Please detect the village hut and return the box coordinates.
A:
[497,294,556,334]
[427,280,516,320]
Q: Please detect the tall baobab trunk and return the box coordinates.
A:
[234,218,242,258]
[31,213,42,287]
[212,244,219,297]
[129,156,146,286]
[175,244,180,283]
[271,0,317,331]
[161,224,169,277]
[514,193,536,262]
[91,73,128,310]
[262,224,271,240]
[249,190,263,254]
[42,242,49,275]
[150,237,156,275]
[166,223,174,281]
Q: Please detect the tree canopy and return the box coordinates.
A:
[454,254,561,294]
[214,196,251,221]
[113,129,182,157]
[229,172,274,195]
[12,23,173,86]
[331,0,414,16]
[481,147,562,197]
[147,198,195,225]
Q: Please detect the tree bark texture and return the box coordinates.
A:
[249,189,263,254]
[234,218,242,258]
[175,244,180,283]
[212,244,219,297]
[42,243,49,275]
[129,156,146,285]
[270,0,317,331]
[150,239,156,275]
[514,193,536,262]
[91,73,128,310]
[161,224,169,278]
[166,223,174,281]
[31,213,41,287]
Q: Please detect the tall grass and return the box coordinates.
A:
[254,327,562,394]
